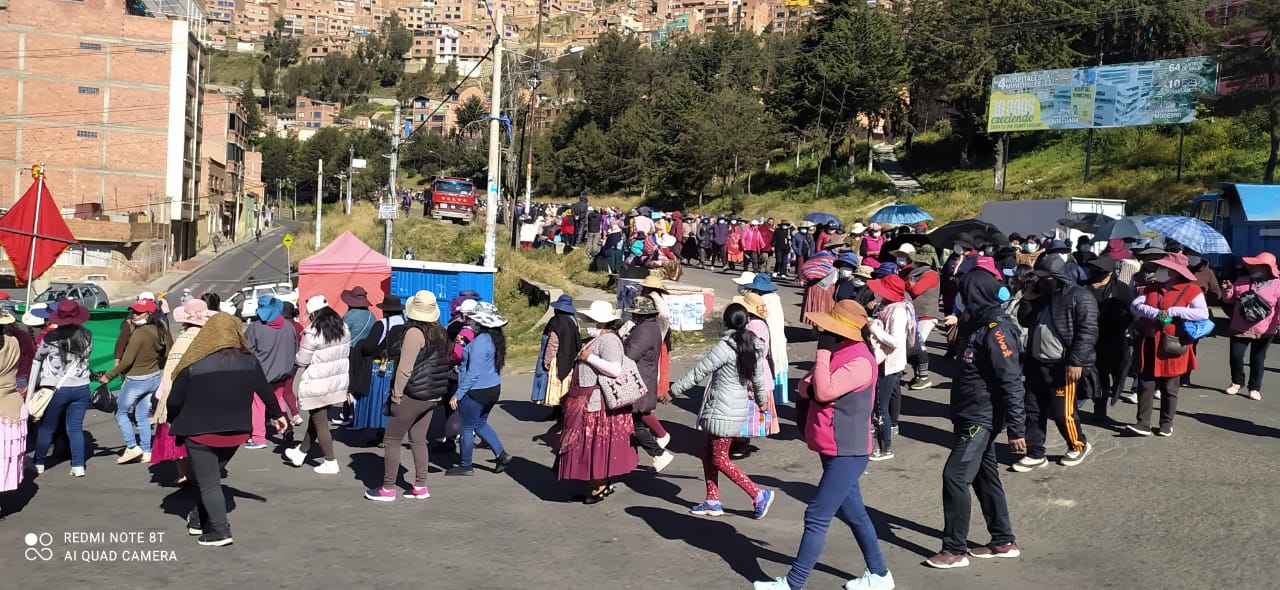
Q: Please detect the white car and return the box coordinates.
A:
[221,282,299,319]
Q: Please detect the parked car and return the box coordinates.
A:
[34,282,110,309]
[220,281,299,319]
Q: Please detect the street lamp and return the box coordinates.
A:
[513,45,585,215]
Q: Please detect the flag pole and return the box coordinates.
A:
[25,163,45,308]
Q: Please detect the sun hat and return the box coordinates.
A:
[627,294,660,316]
[657,234,677,248]
[850,222,867,235]
[549,294,576,314]
[745,273,778,293]
[137,291,156,301]
[464,301,507,328]
[406,290,441,322]
[853,265,874,280]
[1085,255,1116,275]
[1045,239,1072,253]
[377,294,405,314]
[305,295,329,314]
[255,295,284,323]
[651,211,663,220]
[1241,252,1279,279]
[890,243,917,259]
[731,271,756,286]
[1151,253,1197,282]
[749,219,760,226]
[872,262,900,277]
[808,300,869,342]
[52,300,90,326]
[640,275,669,292]
[836,253,860,268]
[129,299,157,314]
[868,223,883,232]
[868,275,907,303]
[0,312,14,326]
[22,303,46,327]
[579,300,621,324]
[449,291,483,317]
[173,299,213,326]
[731,291,768,319]
[341,286,372,308]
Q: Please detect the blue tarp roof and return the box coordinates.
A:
[1223,183,1280,221]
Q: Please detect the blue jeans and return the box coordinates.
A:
[115,372,160,453]
[35,385,91,468]
[874,370,901,452]
[786,454,887,589]
[457,392,504,469]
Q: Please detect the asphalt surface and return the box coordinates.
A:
[160,222,300,314]
[2,263,1277,589]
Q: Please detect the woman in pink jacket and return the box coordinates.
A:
[742,220,768,273]
[1221,252,1280,400]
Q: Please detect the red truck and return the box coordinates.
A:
[429,177,477,225]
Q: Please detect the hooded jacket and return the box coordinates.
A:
[952,271,1026,438]
[1019,254,1099,367]
[712,221,729,245]
[670,331,770,438]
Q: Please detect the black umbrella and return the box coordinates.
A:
[928,219,1002,250]
[1058,212,1111,234]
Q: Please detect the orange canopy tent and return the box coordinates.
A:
[297,231,390,321]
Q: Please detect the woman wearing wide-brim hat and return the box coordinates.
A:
[629,274,675,438]
[1221,251,1280,401]
[447,302,513,476]
[1126,253,1208,437]
[28,302,94,479]
[341,286,377,428]
[557,300,638,503]
[532,295,581,420]
[623,295,677,473]
[754,300,893,590]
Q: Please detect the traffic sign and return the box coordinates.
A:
[282,233,294,248]
[378,202,399,220]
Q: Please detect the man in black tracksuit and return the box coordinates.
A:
[927,269,1027,569]
[1015,253,1098,472]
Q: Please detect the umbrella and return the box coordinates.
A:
[1058,212,1112,233]
[870,204,933,225]
[1141,215,1231,255]
[1093,216,1153,241]
[803,212,842,227]
[928,219,1002,251]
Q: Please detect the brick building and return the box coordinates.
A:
[201,92,250,242]
[295,95,341,128]
[0,0,207,286]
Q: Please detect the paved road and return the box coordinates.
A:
[159,222,299,313]
[3,263,1278,589]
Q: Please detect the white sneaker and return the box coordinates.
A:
[1154,390,1162,400]
[69,466,85,477]
[1225,383,1242,396]
[656,433,671,449]
[116,447,143,464]
[753,578,790,590]
[652,451,675,473]
[141,451,152,463]
[845,569,896,590]
[1118,392,1138,404]
[1011,456,1047,472]
[1060,442,1092,467]
[283,446,306,467]
[35,463,45,474]
[313,460,339,474]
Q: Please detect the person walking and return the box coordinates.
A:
[904,244,942,390]
[866,274,915,461]
[165,313,289,547]
[244,296,299,449]
[755,300,894,590]
[623,295,677,472]
[101,298,172,465]
[28,303,93,477]
[1082,256,1135,426]
[447,302,512,476]
[792,223,815,277]
[283,296,350,474]
[0,311,23,509]
[1012,254,1098,471]
[1125,254,1208,437]
[743,219,766,273]
[728,291,781,459]
[926,269,1027,569]
[365,292,451,501]
[712,217,730,269]
[670,303,777,520]
[532,295,581,421]
[1221,251,1280,401]
[772,221,793,278]
[152,299,213,484]
[351,294,406,447]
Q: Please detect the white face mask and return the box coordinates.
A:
[953,246,965,256]
[132,318,148,326]
[896,257,909,266]
[1154,269,1171,283]
[586,326,600,338]
[851,279,866,288]
[1055,252,1071,263]
[1023,243,1038,253]
[838,268,854,279]
[870,230,880,237]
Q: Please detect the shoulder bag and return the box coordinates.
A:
[1237,284,1273,324]
[594,335,647,410]
[26,366,74,421]
[1159,287,1193,356]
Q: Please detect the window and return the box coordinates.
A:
[136,47,167,55]
[298,101,307,108]
[77,86,99,95]
[76,130,98,139]
[79,42,102,51]
[312,111,321,118]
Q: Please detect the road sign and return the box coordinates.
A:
[378,202,399,220]
[352,158,367,169]
[282,233,294,248]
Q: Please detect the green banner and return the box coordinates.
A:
[987,57,1216,133]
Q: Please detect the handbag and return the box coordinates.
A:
[27,363,78,420]
[739,399,771,438]
[90,382,118,414]
[1183,317,1215,340]
[1158,287,1193,356]
[1237,287,1273,324]
[592,336,647,410]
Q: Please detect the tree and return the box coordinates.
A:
[263,17,300,68]
[1219,2,1280,183]
[258,59,279,110]
[575,32,650,130]
[454,96,488,138]
[439,59,460,90]
[396,68,435,105]
[240,85,264,135]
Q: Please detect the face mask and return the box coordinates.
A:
[737,286,747,295]
[997,286,1011,302]
[719,220,726,225]
[851,278,866,288]
[953,246,965,256]
[870,230,880,237]
[1153,269,1171,283]
[132,318,148,326]
[1251,271,1264,279]
[1052,252,1069,264]
[1022,243,1037,253]
[838,268,854,279]
[896,257,909,266]
[586,326,600,338]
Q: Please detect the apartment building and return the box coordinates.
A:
[201,93,252,241]
[206,0,238,28]
[295,95,342,127]
[0,0,207,280]
[237,0,277,41]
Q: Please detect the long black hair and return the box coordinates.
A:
[45,324,93,367]
[408,318,449,357]
[140,310,173,350]
[723,303,758,386]
[310,306,346,344]
[477,325,506,372]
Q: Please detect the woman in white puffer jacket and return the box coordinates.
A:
[284,296,351,475]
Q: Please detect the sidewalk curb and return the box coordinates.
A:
[156,225,292,297]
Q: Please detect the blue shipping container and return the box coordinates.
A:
[389,260,496,324]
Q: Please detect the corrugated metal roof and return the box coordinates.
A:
[1224,183,1280,221]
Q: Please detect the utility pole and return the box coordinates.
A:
[482,6,504,268]
[315,159,324,249]
[524,0,544,217]
[387,104,400,257]
[288,177,296,220]
[346,144,354,215]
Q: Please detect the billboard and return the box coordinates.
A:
[987,56,1216,133]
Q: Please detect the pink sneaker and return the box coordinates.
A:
[364,487,397,502]
[405,486,431,499]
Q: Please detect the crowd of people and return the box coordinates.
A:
[0,208,1275,589]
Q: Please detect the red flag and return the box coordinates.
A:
[0,178,77,286]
